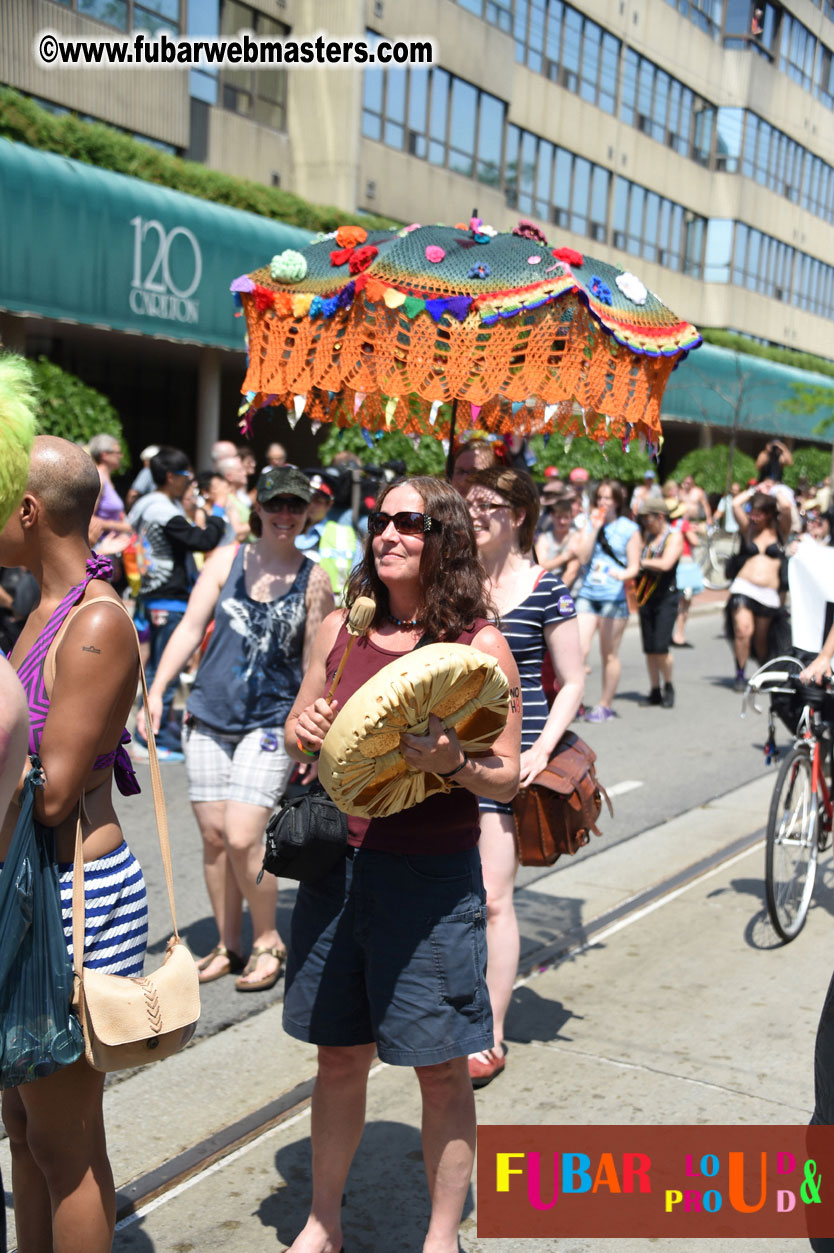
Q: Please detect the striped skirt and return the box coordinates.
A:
[58,840,148,976]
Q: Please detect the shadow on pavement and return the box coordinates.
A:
[262,1119,474,1252]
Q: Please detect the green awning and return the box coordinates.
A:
[663,342,834,442]
[0,139,311,350]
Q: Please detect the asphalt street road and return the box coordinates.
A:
[119,606,773,1044]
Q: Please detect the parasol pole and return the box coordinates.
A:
[446,399,459,482]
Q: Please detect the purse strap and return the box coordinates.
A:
[48,596,181,975]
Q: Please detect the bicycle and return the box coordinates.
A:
[744,657,834,941]
[698,525,737,590]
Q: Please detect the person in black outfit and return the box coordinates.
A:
[756,439,792,483]
[636,498,685,708]
[127,446,226,757]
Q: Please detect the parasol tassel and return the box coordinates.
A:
[429,400,442,426]
[326,596,376,704]
[354,392,366,415]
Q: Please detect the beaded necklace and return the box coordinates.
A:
[386,613,422,628]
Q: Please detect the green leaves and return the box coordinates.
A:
[28,357,126,462]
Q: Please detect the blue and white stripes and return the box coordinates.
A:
[58,841,148,976]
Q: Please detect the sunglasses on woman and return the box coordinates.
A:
[261,496,308,514]
[368,511,441,536]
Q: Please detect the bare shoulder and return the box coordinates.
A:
[62,590,136,654]
[317,607,349,651]
[307,561,335,596]
[471,622,510,658]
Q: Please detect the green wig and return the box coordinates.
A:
[0,354,38,532]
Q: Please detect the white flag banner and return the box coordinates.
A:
[788,539,834,654]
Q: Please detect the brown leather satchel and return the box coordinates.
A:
[64,600,200,1072]
[511,731,613,867]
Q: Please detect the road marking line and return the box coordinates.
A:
[606,779,643,798]
[114,1060,389,1230]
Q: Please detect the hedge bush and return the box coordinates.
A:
[28,356,125,456]
[0,87,396,234]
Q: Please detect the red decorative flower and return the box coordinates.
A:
[330,246,353,268]
[513,219,549,245]
[348,244,379,274]
[553,247,584,267]
[253,284,276,312]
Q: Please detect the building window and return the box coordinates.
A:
[514,0,620,114]
[217,1,288,131]
[362,60,506,188]
[451,0,513,31]
[611,175,692,272]
[52,0,181,33]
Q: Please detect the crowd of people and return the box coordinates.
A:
[3,367,834,1253]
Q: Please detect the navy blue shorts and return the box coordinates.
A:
[283,846,493,1067]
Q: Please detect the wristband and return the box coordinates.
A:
[437,752,468,779]
[296,736,318,760]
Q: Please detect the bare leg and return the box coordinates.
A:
[224,799,282,983]
[672,591,691,645]
[417,1058,477,1253]
[733,605,755,671]
[474,810,519,1053]
[752,614,771,664]
[646,653,673,687]
[4,1059,112,1253]
[577,612,598,680]
[192,798,244,979]
[598,615,629,709]
[287,1043,376,1253]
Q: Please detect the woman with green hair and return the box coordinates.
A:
[0,353,37,529]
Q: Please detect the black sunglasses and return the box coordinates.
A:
[261,496,308,514]
[368,511,441,537]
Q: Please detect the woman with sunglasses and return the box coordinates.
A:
[464,467,584,1087]
[283,477,521,1253]
[140,467,334,992]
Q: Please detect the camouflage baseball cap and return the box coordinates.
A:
[256,465,313,503]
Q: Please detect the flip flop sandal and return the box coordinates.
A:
[235,944,287,993]
[196,944,245,984]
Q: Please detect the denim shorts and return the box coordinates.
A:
[283,846,493,1066]
[574,595,629,620]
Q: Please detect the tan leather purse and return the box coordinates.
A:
[63,599,200,1072]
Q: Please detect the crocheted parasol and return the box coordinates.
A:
[233,217,701,450]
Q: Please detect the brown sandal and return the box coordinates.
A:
[235,944,287,993]
[196,944,245,984]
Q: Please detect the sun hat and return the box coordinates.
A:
[256,465,313,503]
[638,496,669,516]
[139,444,160,461]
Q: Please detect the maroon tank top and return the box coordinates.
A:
[325,619,489,854]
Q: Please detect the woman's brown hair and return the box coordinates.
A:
[592,478,627,517]
[749,490,778,523]
[345,476,496,640]
[467,466,541,554]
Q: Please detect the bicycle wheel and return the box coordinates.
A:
[765,745,819,941]
[702,531,732,590]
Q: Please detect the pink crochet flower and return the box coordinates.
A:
[426,246,446,263]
